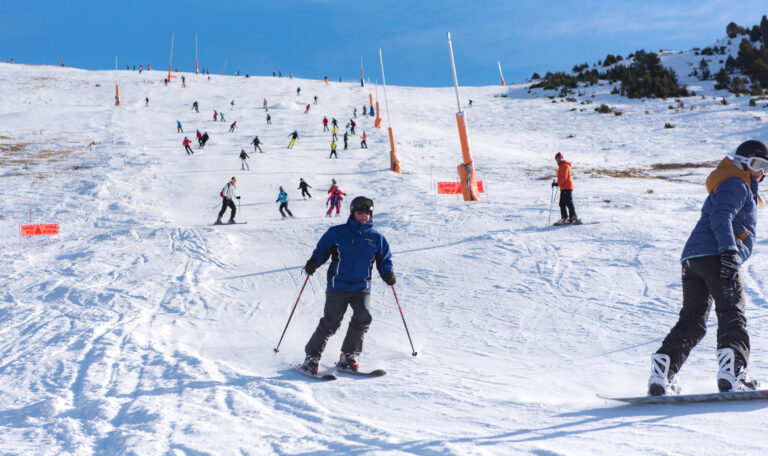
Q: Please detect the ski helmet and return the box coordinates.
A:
[735,140,768,159]
[350,196,374,216]
[555,152,563,160]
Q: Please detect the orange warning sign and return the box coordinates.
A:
[437,181,484,194]
[21,224,59,237]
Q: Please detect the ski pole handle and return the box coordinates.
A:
[391,285,417,356]
[273,274,310,353]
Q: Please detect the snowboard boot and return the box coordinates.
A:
[647,353,680,396]
[302,354,320,376]
[717,348,759,392]
[337,352,359,372]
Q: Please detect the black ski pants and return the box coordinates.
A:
[218,198,236,221]
[301,188,312,198]
[330,149,337,158]
[305,290,372,358]
[559,189,576,219]
[656,255,749,377]
[184,146,194,155]
[279,202,293,217]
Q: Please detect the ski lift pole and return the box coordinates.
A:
[273,274,310,353]
[391,285,417,356]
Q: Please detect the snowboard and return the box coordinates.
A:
[288,363,337,381]
[335,365,387,377]
[597,390,768,405]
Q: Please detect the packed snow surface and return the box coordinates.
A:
[1,52,768,455]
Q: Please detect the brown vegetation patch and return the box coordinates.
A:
[0,136,87,179]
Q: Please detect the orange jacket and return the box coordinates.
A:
[557,160,574,190]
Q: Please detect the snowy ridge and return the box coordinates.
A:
[0,55,768,455]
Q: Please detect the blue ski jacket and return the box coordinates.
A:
[276,190,288,204]
[311,217,394,292]
[682,157,760,263]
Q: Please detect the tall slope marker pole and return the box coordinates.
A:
[360,56,365,87]
[168,32,175,82]
[114,56,120,105]
[195,34,199,75]
[379,48,401,173]
[498,61,505,86]
[447,32,481,201]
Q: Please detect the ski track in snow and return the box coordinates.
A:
[1,46,768,455]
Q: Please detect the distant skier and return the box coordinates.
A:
[299,196,395,375]
[552,152,579,225]
[323,116,329,131]
[239,149,250,170]
[362,105,367,116]
[251,136,263,153]
[304,104,311,114]
[276,186,294,218]
[313,95,318,104]
[329,140,338,159]
[183,137,193,155]
[181,75,186,87]
[266,113,272,124]
[331,118,338,129]
[326,180,345,217]
[145,97,149,107]
[263,98,268,111]
[360,132,368,149]
[213,110,218,122]
[298,178,312,199]
[231,99,235,110]
[192,101,199,113]
[353,107,357,118]
[229,121,237,133]
[177,120,183,133]
[332,126,338,141]
[200,131,210,148]
[216,177,238,224]
[196,129,203,146]
[296,87,301,96]
[350,119,356,135]
[343,131,348,150]
[287,130,299,149]
[220,112,226,122]
[469,99,473,108]
[647,140,768,397]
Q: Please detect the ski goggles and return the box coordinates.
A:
[351,198,374,214]
[744,156,768,174]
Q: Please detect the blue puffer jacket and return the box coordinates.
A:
[311,217,394,292]
[681,157,760,263]
[276,190,288,204]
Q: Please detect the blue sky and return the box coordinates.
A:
[2,1,766,86]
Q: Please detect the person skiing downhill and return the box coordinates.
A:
[296,87,301,96]
[362,105,367,116]
[300,196,396,375]
[213,110,218,122]
[216,177,239,224]
[329,140,338,159]
[552,152,580,225]
[350,119,356,135]
[177,120,183,133]
[343,132,348,150]
[360,132,368,149]
[266,113,272,124]
[220,112,226,122]
[332,126,338,141]
[322,116,329,132]
[298,178,312,199]
[276,186,294,218]
[183,137,193,155]
[239,149,250,170]
[647,140,767,396]
[196,129,203,146]
[192,101,199,113]
[200,131,210,148]
[229,121,237,133]
[251,136,263,153]
[287,130,299,149]
[304,104,311,114]
[326,180,345,217]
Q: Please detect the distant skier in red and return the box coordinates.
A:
[326,179,345,217]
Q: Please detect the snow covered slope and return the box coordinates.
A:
[1,57,768,455]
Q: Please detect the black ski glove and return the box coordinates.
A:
[381,270,396,286]
[551,180,558,188]
[719,250,740,280]
[304,258,319,276]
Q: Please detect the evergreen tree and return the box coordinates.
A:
[714,68,730,90]
[698,58,711,80]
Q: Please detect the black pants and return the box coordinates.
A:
[185,146,193,155]
[279,202,293,217]
[559,189,576,219]
[305,290,372,357]
[218,198,236,220]
[656,255,749,376]
[301,188,312,198]
[329,149,337,158]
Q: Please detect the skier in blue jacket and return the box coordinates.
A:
[276,186,293,218]
[648,140,767,396]
[300,196,396,374]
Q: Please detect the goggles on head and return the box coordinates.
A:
[744,156,768,174]
[351,197,374,214]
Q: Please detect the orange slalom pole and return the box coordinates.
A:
[115,85,120,105]
[375,102,382,128]
[455,112,480,201]
[388,127,400,173]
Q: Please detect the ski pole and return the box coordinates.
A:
[236,196,241,217]
[546,180,557,226]
[273,274,310,353]
[391,285,417,356]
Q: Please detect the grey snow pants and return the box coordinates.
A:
[305,290,372,358]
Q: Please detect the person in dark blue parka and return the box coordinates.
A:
[300,196,395,374]
[648,140,768,396]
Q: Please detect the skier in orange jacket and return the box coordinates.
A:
[552,152,579,225]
